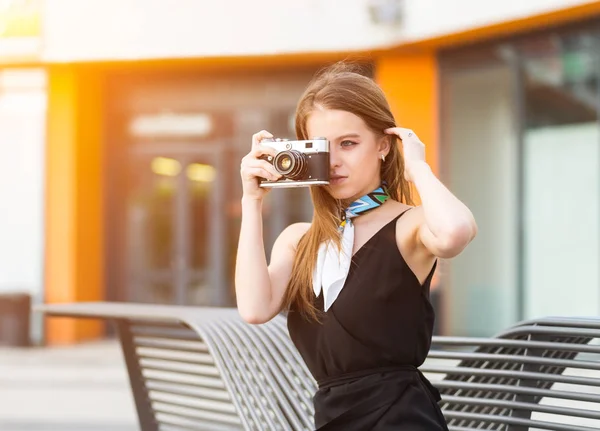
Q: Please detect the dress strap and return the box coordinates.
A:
[397,207,413,220]
[385,207,413,231]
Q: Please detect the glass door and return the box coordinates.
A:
[126,143,227,306]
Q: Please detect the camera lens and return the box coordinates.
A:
[273,150,306,179]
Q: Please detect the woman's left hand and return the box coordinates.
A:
[385,127,426,182]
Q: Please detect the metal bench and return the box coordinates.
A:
[36,303,600,431]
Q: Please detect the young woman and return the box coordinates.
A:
[235,63,477,430]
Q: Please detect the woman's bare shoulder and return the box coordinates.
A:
[274,222,312,250]
[384,200,414,219]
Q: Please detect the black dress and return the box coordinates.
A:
[287,210,448,430]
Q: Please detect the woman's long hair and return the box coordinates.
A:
[280,62,413,321]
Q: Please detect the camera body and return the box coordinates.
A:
[259,137,330,188]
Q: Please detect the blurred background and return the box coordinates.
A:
[2,0,600,429]
[0,0,599,346]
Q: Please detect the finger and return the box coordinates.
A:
[252,130,273,146]
[384,127,409,135]
[243,166,279,182]
[396,128,418,140]
[244,158,281,178]
[385,127,417,138]
[250,144,278,159]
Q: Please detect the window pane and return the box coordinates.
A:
[522,33,600,319]
[441,62,519,336]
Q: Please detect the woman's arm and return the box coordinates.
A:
[235,197,273,323]
[409,161,477,258]
[386,127,477,258]
[235,198,310,324]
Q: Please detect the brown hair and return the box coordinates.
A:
[281,61,413,321]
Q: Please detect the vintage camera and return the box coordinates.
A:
[259,137,330,188]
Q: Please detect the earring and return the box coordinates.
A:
[381,154,385,162]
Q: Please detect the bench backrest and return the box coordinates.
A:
[422,317,600,430]
[115,310,316,431]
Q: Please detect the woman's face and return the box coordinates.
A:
[306,108,389,201]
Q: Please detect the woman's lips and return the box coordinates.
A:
[329,176,347,185]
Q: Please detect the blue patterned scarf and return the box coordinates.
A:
[340,182,390,229]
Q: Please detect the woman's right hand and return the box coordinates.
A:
[240,130,282,201]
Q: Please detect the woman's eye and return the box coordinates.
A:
[340,140,358,147]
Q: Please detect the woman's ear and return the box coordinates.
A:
[378,134,392,156]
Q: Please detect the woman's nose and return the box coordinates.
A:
[329,148,341,168]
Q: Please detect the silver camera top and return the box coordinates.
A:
[261,137,329,153]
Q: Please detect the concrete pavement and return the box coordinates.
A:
[0,340,139,431]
